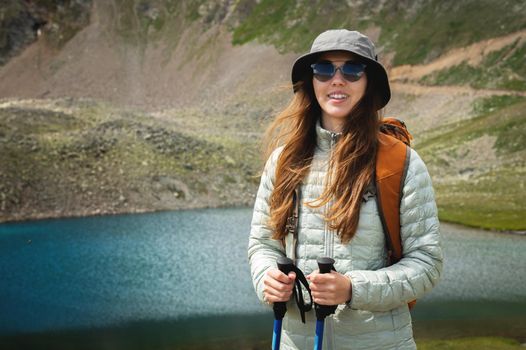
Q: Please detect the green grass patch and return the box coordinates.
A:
[417,96,526,154]
[416,336,524,350]
[228,0,526,65]
[417,96,526,231]
[420,41,526,91]
[435,167,526,231]
[379,0,526,65]
[231,0,368,53]
[472,95,525,114]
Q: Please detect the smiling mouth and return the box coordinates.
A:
[327,93,349,101]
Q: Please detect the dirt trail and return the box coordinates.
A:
[390,29,526,81]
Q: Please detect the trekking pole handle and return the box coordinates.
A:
[315,257,337,321]
[273,256,294,320]
[317,257,335,274]
[277,256,295,275]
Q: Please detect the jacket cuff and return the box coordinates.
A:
[346,272,367,309]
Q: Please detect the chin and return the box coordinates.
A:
[327,111,352,119]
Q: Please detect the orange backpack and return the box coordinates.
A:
[376,117,416,308]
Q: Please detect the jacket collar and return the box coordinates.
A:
[316,120,341,152]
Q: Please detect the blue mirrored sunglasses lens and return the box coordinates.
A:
[312,63,335,76]
[341,63,365,76]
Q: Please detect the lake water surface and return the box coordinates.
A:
[0,208,525,349]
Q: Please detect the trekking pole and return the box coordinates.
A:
[272,256,295,350]
[314,257,337,350]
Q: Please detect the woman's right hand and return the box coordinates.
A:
[263,268,296,304]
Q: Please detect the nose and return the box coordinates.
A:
[331,67,345,85]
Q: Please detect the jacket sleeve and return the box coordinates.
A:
[248,148,286,303]
[347,149,443,311]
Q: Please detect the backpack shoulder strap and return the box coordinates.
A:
[375,132,411,264]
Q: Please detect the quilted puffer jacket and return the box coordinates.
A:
[248,123,443,350]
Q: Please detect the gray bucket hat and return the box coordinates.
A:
[291,29,391,109]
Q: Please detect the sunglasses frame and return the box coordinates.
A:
[310,61,367,82]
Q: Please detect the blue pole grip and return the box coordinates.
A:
[314,319,325,350]
[272,319,283,350]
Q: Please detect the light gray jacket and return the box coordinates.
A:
[248,124,443,349]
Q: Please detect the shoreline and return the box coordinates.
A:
[438,219,526,236]
[1,205,525,235]
[0,202,252,225]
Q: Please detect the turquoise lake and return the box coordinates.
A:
[0,208,525,349]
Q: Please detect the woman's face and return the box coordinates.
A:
[312,51,367,132]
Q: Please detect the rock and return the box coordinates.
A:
[152,176,189,199]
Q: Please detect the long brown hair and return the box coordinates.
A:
[264,66,382,244]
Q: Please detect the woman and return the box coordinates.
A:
[248,29,443,349]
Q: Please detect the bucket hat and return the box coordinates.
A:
[291,29,391,110]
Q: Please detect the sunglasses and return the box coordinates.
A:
[310,61,366,82]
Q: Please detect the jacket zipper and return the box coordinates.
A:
[326,132,337,258]
[324,132,337,350]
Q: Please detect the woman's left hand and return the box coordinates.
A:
[307,270,352,305]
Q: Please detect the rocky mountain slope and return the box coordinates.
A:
[0,0,525,230]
